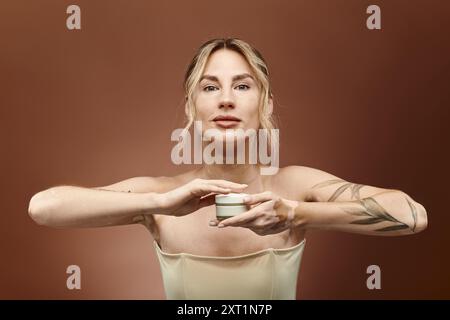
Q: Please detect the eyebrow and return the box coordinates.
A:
[199,73,255,82]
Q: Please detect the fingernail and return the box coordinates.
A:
[218,223,225,228]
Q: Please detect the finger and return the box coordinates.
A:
[209,219,219,226]
[195,184,244,197]
[193,185,231,197]
[218,208,258,227]
[243,192,276,205]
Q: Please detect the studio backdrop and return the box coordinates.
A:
[0,0,449,299]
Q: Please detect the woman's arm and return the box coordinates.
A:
[28,177,247,228]
[28,177,165,228]
[289,165,428,236]
[213,190,427,236]
[295,190,428,236]
[214,166,428,236]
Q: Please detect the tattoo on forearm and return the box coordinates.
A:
[341,196,419,232]
[313,179,421,232]
[405,196,418,232]
[312,179,365,201]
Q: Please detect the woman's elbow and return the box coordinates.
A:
[415,203,428,233]
[28,191,58,226]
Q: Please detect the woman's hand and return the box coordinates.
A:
[158,179,247,216]
[209,191,301,235]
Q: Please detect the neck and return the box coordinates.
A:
[194,136,264,185]
[198,163,261,185]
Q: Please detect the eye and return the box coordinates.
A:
[203,85,218,92]
[235,84,250,90]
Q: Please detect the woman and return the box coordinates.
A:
[28,38,428,300]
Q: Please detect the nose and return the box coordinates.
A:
[219,89,235,110]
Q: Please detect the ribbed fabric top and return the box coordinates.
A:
[153,238,306,300]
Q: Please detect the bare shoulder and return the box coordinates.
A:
[269,165,319,202]
[271,165,350,201]
[277,165,339,183]
[276,165,393,203]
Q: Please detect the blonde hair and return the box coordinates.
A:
[182,38,278,147]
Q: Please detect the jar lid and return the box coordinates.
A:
[215,193,248,205]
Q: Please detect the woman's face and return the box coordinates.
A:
[192,49,265,136]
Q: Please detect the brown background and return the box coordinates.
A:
[1,0,449,299]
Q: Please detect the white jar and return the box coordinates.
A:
[215,193,249,220]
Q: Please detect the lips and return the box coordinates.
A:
[213,115,241,122]
[212,115,241,129]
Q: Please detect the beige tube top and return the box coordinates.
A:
[153,238,306,300]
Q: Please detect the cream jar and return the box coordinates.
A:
[215,193,249,220]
